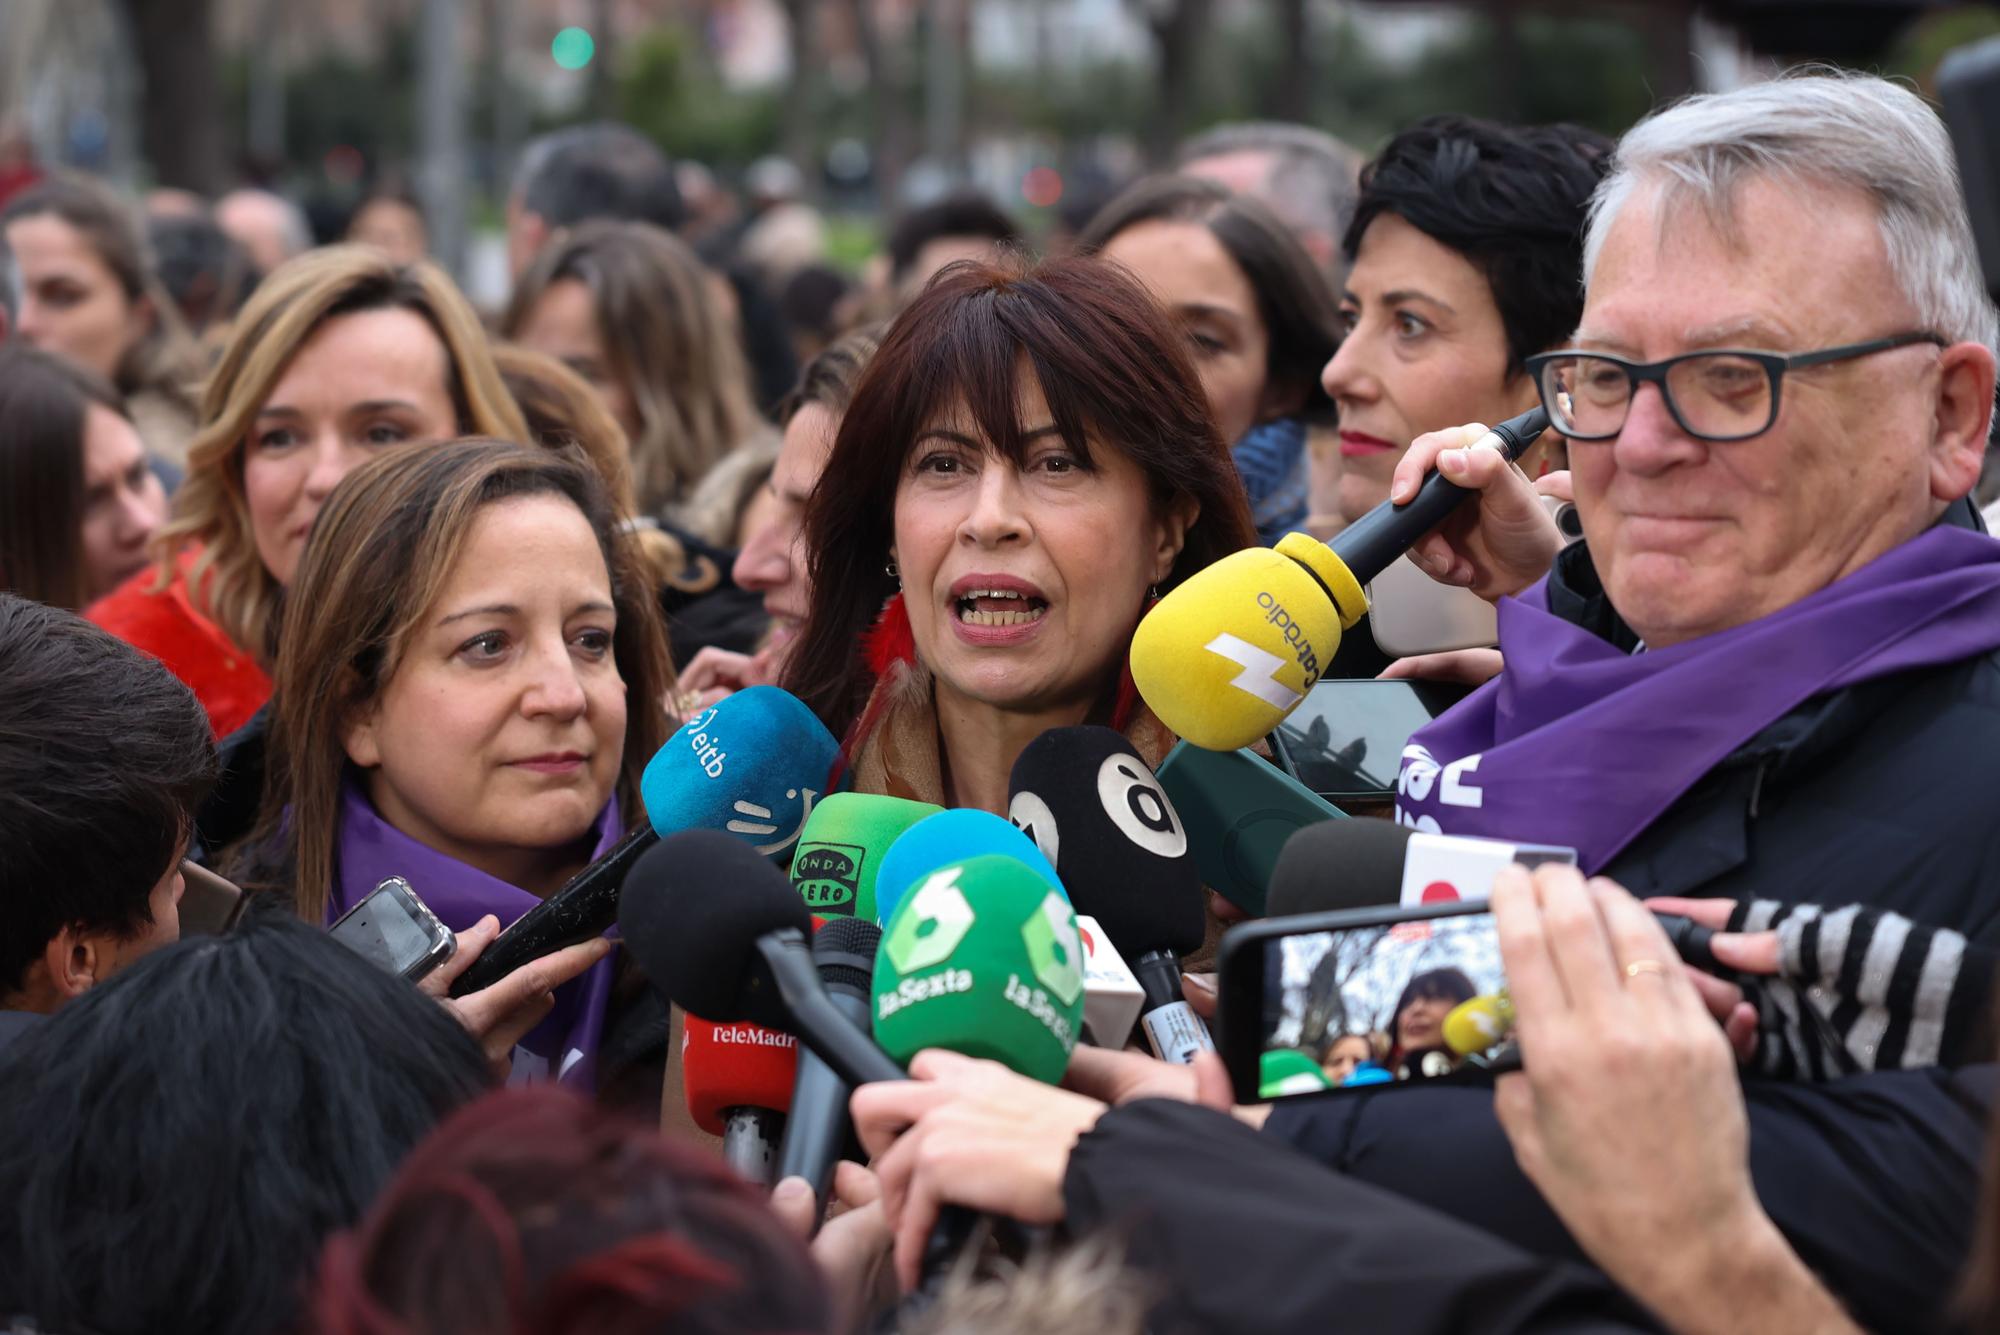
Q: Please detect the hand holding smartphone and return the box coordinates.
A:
[1215,900,1723,1104]
[327,877,456,982]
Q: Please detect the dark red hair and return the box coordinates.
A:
[309,1088,829,1335]
[781,255,1258,734]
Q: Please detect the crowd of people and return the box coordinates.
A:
[2,63,1999,1335]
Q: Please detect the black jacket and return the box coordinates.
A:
[1268,502,2000,1334]
[1570,497,2000,943]
[1064,1099,1658,1334]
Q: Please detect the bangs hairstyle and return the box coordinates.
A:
[157,246,529,667]
[245,439,674,922]
[784,257,1257,733]
[502,220,765,518]
[1345,115,1612,371]
[1079,174,1342,427]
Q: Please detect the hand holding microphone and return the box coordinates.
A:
[1391,418,1568,601]
[1132,407,1550,751]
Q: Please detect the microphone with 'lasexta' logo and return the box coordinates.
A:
[872,854,1084,1085]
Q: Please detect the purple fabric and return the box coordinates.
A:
[330,784,624,1089]
[1398,525,2000,872]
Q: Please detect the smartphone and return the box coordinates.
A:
[1156,741,1347,918]
[179,860,248,936]
[1216,901,1515,1104]
[1267,677,1468,805]
[1217,900,1736,1103]
[328,877,456,982]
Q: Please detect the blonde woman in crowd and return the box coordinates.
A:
[87,246,528,738]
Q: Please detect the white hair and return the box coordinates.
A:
[1584,68,1999,355]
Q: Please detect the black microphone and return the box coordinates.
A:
[1008,726,1213,1063]
[774,917,880,1225]
[1329,405,1550,587]
[1268,818,1721,969]
[619,831,984,1282]
[617,829,903,1087]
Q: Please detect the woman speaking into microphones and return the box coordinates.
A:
[781,257,1258,833]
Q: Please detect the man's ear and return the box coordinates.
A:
[1931,341,1997,504]
[1153,495,1201,586]
[44,925,108,1001]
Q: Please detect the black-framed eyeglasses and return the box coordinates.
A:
[1525,331,1947,443]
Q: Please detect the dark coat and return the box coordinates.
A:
[1065,1098,1660,1334]
[1268,499,2000,1334]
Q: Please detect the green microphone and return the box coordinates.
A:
[871,853,1084,1085]
[788,793,943,920]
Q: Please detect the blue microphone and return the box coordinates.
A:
[873,808,1065,925]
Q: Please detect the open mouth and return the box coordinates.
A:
[954,587,1050,628]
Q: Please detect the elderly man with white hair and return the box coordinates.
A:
[1255,70,2000,1333]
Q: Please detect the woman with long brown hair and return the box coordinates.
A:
[2,174,205,465]
[504,219,768,525]
[783,257,1257,814]
[86,246,529,738]
[233,438,675,1090]
[0,346,166,609]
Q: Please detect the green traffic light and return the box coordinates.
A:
[551,26,595,70]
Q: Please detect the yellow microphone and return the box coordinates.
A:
[1132,406,1550,751]
[1129,539,1364,751]
[1443,991,1516,1058]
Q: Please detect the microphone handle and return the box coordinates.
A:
[449,822,660,997]
[755,932,907,1085]
[1328,405,1549,588]
[1133,949,1215,1065]
[773,984,871,1220]
[722,1105,784,1188]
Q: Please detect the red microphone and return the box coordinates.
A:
[683,1017,798,1186]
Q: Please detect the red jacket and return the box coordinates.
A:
[86,550,272,739]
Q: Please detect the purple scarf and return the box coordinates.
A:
[330,784,624,1089]
[1399,525,2000,873]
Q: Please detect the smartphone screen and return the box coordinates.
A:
[1235,903,1511,1101]
[1271,679,1468,802]
[328,878,454,981]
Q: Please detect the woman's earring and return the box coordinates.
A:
[1148,583,1160,601]
[885,555,900,584]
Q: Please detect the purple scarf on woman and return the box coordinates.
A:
[329,784,624,1089]
[1398,525,2000,873]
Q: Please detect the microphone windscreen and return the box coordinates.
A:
[872,853,1083,1084]
[789,793,943,921]
[1443,992,1515,1058]
[682,1016,798,1133]
[1129,547,1344,752]
[641,686,839,860]
[619,829,811,1023]
[1266,818,1414,917]
[813,915,882,995]
[1259,1048,1334,1098]
[873,808,1064,926]
[1008,726,1205,959]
